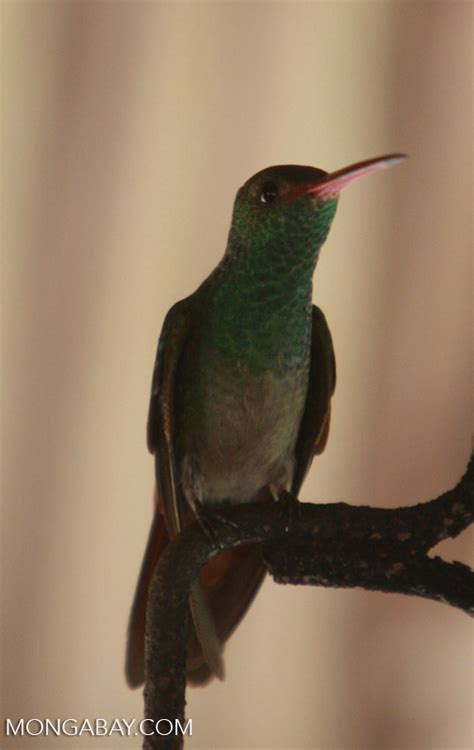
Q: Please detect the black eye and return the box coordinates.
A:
[259,181,279,204]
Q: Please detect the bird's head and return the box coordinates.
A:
[226,155,406,277]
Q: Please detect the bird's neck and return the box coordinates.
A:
[203,250,317,375]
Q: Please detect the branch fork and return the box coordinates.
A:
[143,456,473,749]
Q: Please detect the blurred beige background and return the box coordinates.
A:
[1,1,472,749]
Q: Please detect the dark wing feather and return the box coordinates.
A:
[147,298,192,537]
[146,295,224,679]
[126,300,192,687]
[125,503,168,687]
[292,305,336,495]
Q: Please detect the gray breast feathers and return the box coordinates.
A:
[179,369,308,505]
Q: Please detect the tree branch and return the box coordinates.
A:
[143,456,473,749]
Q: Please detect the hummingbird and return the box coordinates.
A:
[125,154,406,688]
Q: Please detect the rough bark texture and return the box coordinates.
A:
[143,456,473,749]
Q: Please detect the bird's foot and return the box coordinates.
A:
[192,500,240,551]
[277,490,301,534]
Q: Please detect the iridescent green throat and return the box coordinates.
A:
[204,195,338,375]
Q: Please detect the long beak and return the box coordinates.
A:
[306,153,407,198]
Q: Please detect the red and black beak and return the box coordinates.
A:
[302,154,407,198]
